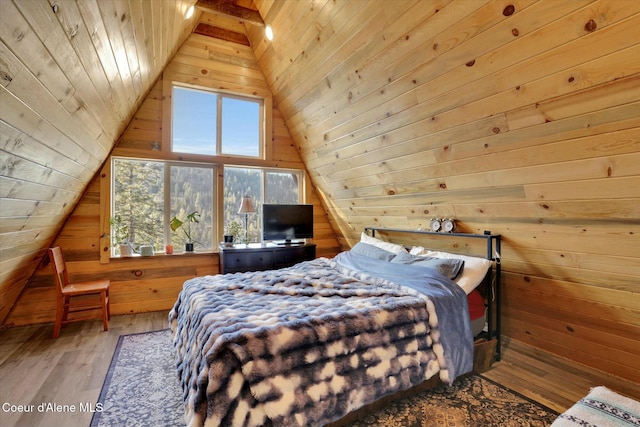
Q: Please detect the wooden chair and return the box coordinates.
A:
[48,246,110,338]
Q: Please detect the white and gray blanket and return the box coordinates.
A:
[169,251,473,427]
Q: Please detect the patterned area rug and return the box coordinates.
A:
[349,375,558,427]
[91,329,558,427]
[90,330,185,427]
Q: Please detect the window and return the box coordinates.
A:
[169,164,215,249]
[111,158,215,254]
[111,159,304,255]
[107,85,298,257]
[224,167,304,243]
[265,171,300,204]
[111,159,164,250]
[172,85,262,157]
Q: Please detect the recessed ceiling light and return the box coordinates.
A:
[185,4,195,19]
[265,25,274,41]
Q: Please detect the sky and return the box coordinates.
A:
[172,86,260,157]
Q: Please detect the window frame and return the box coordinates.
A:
[108,157,217,257]
[102,159,307,261]
[224,165,305,201]
[171,83,265,159]
[263,167,305,205]
[165,160,217,250]
[99,83,299,263]
[222,165,306,243]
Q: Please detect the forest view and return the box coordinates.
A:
[223,167,300,243]
[112,159,302,254]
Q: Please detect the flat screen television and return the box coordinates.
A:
[262,204,313,244]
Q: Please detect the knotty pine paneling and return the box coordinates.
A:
[0,0,200,324]
[1,0,637,385]
[249,0,640,381]
[4,28,340,328]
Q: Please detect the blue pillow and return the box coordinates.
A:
[350,242,396,261]
[391,251,465,280]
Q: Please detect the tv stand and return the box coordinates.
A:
[219,243,316,274]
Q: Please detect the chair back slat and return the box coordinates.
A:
[48,246,69,292]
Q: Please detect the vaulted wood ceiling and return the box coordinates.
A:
[1,0,208,322]
[1,0,638,380]
[0,0,270,324]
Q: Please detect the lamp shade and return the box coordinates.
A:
[238,196,255,214]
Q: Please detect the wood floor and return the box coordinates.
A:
[1,312,638,427]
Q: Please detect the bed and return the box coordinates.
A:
[169,228,501,427]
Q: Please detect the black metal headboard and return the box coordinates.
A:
[364,227,502,361]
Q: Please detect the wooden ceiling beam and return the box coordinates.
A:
[195,0,264,27]
[194,23,251,46]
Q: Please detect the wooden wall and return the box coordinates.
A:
[3,24,340,328]
[1,0,638,384]
[0,0,199,325]
[248,0,640,381]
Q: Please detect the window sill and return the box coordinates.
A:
[111,250,218,259]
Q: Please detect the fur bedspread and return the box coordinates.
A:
[169,253,473,427]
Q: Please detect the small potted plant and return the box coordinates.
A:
[223,221,243,246]
[110,215,133,256]
[170,211,201,252]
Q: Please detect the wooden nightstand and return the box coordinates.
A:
[219,243,316,274]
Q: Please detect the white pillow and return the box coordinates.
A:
[410,246,426,256]
[411,247,493,294]
[360,232,407,254]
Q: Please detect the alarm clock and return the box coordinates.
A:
[443,218,456,233]
[429,218,442,232]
